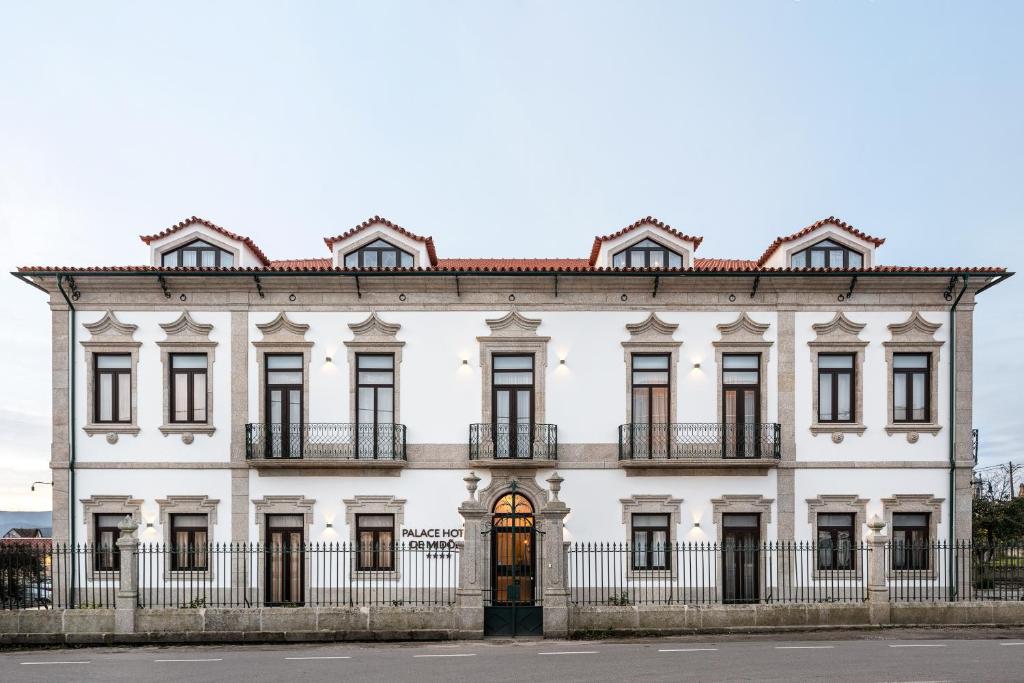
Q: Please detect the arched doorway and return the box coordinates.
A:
[484,486,543,636]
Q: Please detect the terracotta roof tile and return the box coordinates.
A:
[437,258,591,269]
[323,216,438,266]
[589,216,704,265]
[757,216,886,266]
[139,216,271,266]
[270,258,332,268]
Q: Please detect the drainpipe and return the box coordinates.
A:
[56,274,77,608]
[948,275,968,600]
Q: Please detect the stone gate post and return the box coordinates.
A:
[538,472,570,638]
[865,514,890,625]
[456,472,485,637]
[115,516,140,634]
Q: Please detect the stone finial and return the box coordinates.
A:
[867,514,885,532]
[546,472,564,501]
[117,515,138,537]
[463,471,481,501]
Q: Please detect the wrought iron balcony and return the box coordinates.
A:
[618,422,781,461]
[469,423,558,461]
[245,423,406,461]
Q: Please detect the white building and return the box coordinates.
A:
[14,214,1009,623]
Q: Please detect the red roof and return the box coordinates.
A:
[589,216,704,265]
[757,216,886,266]
[437,258,591,269]
[139,216,272,266]
[323,216,439,266]
[270,258,332,268]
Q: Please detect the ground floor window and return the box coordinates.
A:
[631,513,670,570]
[816,513,855,570]
[170,513,209,571]
[891,512,930,570]
[357,514,395,571]
[94,514,123,571]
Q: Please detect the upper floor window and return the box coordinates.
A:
[818,354,855,423]
[612,239,683,269]
[893,353,930,423]
[161,239,234,267]
[790,239,863,269]
[95,354,131,423]
[344,239,414,268]
[170,353,208,424]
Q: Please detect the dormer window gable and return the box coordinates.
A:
[789,238,863,269]
[161,238,234,268]
[324,216,437,269]
[141,216,270,268]
[343,238,414,269]
[591,217,702,269]
[611,238,684,269]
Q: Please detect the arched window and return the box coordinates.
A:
[612,239,683,269]
[344,239,414,268]
[790,239,863,269]
[161,239,234,267]
[492,492,534,524]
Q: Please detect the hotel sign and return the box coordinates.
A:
[401,527,463,550]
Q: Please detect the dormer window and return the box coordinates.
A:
[790,239,863,269]
[344,239,414,268]
[612,239,683,269]
[161,239,234,268]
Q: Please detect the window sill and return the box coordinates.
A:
[885,424,941,436]
[83,424,140,436]
[809,424,866,436]
[159,424,216,436]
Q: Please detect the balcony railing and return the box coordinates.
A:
[618,422,781,460]
[245,423,407,461]
[469,423,558,461]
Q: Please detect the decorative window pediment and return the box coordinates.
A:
[346,312,403,346]
[809,313,867,437]
[483,310,544,338]
[83,311,138,342]
[810,313,867,345]
[255,312,310,345]
[478,310,550,423]
[883,312,943,438]
[159,311,215,343]
[886,311,942,345]
[714,313,772,347]
[82,312,141,439]
[624,313,681,345]
[158,312,217,439]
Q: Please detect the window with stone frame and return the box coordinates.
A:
[893,353,931,423]
[817,353,855,423]
[816,513,855,571]
[631,513,671,570]
[356,514,396,571]
[169,513,209,571]
[93,513,123,571]
[169,353,208,424]
[891,512,930,570]
[94,354,132,424]
[344,238,414,268]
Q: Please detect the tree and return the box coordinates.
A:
[973,495,1024,546]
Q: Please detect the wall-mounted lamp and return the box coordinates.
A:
[325,356,333,364]
[462,359,469,366]
[559,358,566,365]
[30,481,53,492]
[146,522,154,529]
[325,522,333,529]
[692,361,701,369]
[693,521,701,528]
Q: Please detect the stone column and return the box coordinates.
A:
[229,310,251,602]
[50,304,72,607]
[539,472,570,638]
[456,473,485,638]
[776,310,797,595]
[865,514,890,625]
[115,517,140,634]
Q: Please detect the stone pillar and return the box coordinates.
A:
[115,516,140,634]
[229,310,251,602]
[776,310,797,595]
[539,472,570,638]
[456,473,485,637]
[50,305,72,608]
[865,514,890,625]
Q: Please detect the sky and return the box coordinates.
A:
[1,1,1021,510]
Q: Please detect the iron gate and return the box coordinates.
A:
[483,483,544,636]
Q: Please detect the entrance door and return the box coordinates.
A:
[492,355,534,459]
[484,489,543,636]
[722,354,760,458]
[265,514,304,605]
[265,354,303,458]
[722,513,760,604]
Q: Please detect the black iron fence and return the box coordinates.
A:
[886,541,1024,602]
[469,423,558,460]
[567,542,869,605]
[0,543,117,609]
[245,423,407,460]
[136,542,459,608]
[618,423,782,460]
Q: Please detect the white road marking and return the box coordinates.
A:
[413,653,477,658]
[775,645,835,649]
[658,648,719,652]
[537,651,599,655]
[154,658,224,662]
[284,656,352,660]
[1000,642,1024,646]
[20,661,90,665]
[888,644,947,648]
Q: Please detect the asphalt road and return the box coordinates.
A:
[3,628,1024,682]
